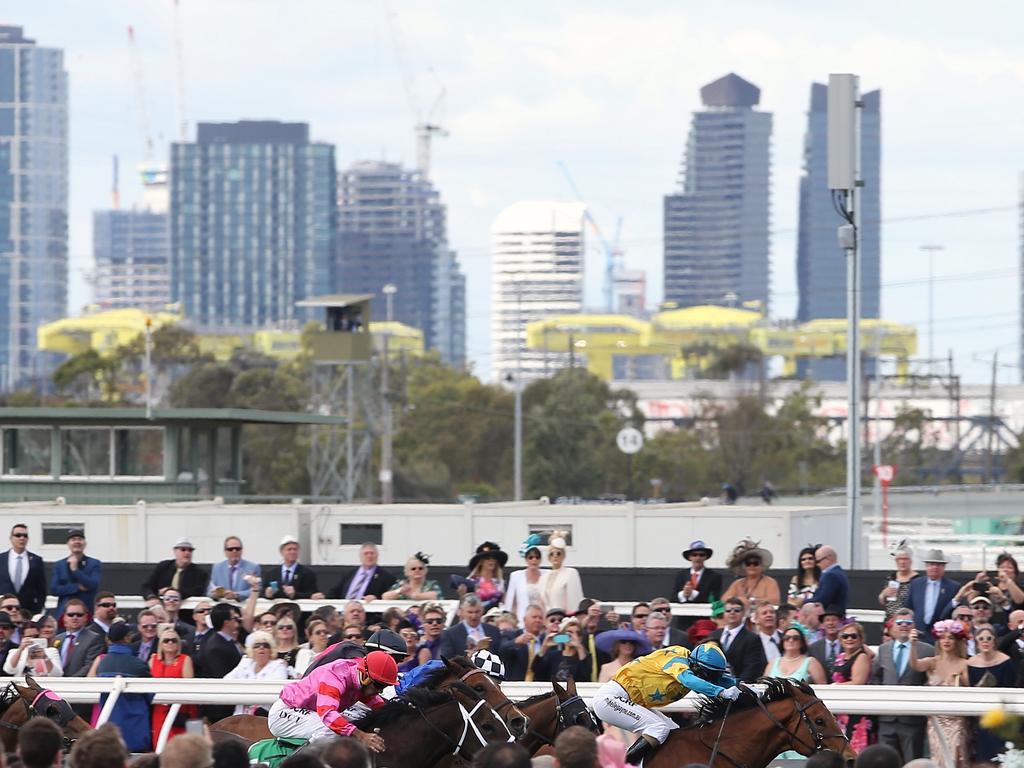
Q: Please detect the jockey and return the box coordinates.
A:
[302,628,407,678]
[267,650,399,753]
[592,641,740,765]
[395,649,505,696]
[470,649,505,682]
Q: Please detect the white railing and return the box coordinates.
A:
[22,678,1024,716]
[43,597,887,625]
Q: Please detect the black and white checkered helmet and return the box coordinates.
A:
[470,649,505,681]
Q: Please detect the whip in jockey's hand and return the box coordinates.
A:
[593,641,738,765]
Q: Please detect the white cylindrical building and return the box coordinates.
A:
[491,201,586,383]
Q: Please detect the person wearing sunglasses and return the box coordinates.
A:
[809,545,848,615]
[224,630,290,713]
[141,537,209,600]
[207,536,261,602]
[504,538,550,623]
[871,608,932,763]
[967,623,1016,763]
[722,539,781,609]
[0,523,47,614]
[150,626,197,747]
[381,552,441,601]
[50,528,102,620]
[415,603,448,666]
[709,597,766,682]
[293,618,333,676]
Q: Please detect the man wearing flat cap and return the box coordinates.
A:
[905,549,959,633]
[674,541,723,606]
[50,528,102,619]
[141,538,209,599]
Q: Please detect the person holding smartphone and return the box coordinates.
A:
[2,619,62,676]
[531,616,591,683]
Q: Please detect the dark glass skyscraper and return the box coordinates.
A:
[93,209,170,311]
[0,26,68,390]
[335,161,465,366]
[663,73,772,311]
[170,121,336,327]
[796,83,880,380]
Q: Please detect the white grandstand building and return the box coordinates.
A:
[491,201,586,383]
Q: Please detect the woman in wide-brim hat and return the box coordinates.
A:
[722,538,781,608]
[460,542,508,609]
[503,535,550,622]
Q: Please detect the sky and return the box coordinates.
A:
[9,0,1024,385]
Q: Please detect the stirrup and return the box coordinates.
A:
[625,736,656,765]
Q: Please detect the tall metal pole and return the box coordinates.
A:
[381,284,397,504]
[144,317,153,420]
[514,284,523,501]
[873,330,882,523]
[919,245,944,374]
[848,85,863,568]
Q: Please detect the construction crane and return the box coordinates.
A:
[556,161,624,312]
[173,0,187,141]
[383,5,448,177]
[126,25,154,165]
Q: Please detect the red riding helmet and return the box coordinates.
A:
[360,650,399,687]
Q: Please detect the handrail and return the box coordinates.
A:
[17,678,1023,716]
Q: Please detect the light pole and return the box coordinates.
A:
[513,282,523,501]
[380,283,397,504]
[919,245,944,374]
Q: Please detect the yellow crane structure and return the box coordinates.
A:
[525,305,917,380]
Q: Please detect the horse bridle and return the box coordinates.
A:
[405,687,514,758]
[0,683,79,749]
[522,691,600,748]
[459,668,526,727]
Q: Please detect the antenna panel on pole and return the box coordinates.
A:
[827,74,857,190]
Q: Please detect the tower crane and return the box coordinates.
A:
[172,0,187,141]
[126,25,154,165]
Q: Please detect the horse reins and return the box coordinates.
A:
[459,668,524,724]
[0,683,78,750]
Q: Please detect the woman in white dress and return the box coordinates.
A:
[541,531,584,614]
[503,540,550,622]
[223,630,290,715]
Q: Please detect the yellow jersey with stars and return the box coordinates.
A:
[612,645,734,708]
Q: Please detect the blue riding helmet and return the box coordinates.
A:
[689,642,728,680]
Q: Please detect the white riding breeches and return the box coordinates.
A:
[267,699,339,745]
[592,681,679,745]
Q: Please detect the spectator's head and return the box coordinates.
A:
[69,723,129,768]
[854,743,900,768]
[9,523,29,553]
[313,604,341,631]
[723,598,746,629]
[821,608,843,638]
[257,611,279,631]
[554,725,599,768]
[799,602,823,630]
[279,535,300,565]
[160,587,183,613]
[94,592,118,624]
[305,618,330,649]
[997,552,1020,580]
[160,733,212,768]
[191,601,212,629]
[839,622,864,653]
[471,742,531,768]
[460,594,484,628]
[923,550,947,579]
[63,598,88,632]
[497,612,518,633]
[649,597,671,615]
[211,739,250,768]
[137,610,159,642]
[630,602,650,632]
[975,623,998,654]
[38,614,57,639]
[755,602,777,633]
[405,552,430,580]
[172,537,194,567]
[546,608,567,635]
[358,542,379,569]
[2,594,21,623]
[343,624,365,644]
[796,546,820,581]
[804,750,845,768]
[210,603,241,633]
[971,595,994,623]
[523,544,543,568]
[421,603,447,638]
[547,531,569,570]
[523,604,544,635]
[319,736,372,768]
[245,629,277,659]
[780,627,808,655]
[275,615,298,647]
[158,626,182,658]
[776,604,795,630]
[66,528,86,556]
[107,621,132,645]
[1009,609,1024,632]
[645,611,668,647]
[0,611,12,642]
[344,600,366,628]
[223,536,244,566]
[814,545,837,570]
[892,545,913,573]
[892,608,915,641]
[17,717,63,768]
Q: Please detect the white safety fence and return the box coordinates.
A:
[42,597,888,625]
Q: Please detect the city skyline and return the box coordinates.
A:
[5,3,1024,386]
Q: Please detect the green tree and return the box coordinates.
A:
[169,363,237,408]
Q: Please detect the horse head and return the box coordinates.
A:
[763,679,856,763]
[16,675,85,733]
[442,655,530,738]
[552,678,600,734]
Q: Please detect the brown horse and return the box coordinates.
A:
[211,655,530,745]
[518,678,599,755]
[0,675,92,752]
[641,678,856,768]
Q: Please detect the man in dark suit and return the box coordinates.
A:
[49,528,102,619]
[0,523,47,613]
[809,606,845,677]
[262,535,318,600]
[871,608,934,762]
[710,597,766,682]
[648,598,689,647]
[501,604,546,681]
[324,543,395,601]
[810,545,849,614]
[141,538,209,599]
[904,549,959,633]
[199,603,243,722]
[0,612,16,676]
[439,595,502,658]
[673,540,723,605]
[55,598,106,677]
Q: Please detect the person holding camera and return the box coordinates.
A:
[532,615,591,683]
[3,619,62,676]
[904,550,959,633]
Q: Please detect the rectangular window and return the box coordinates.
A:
[61,428,111,477]
[42,523,84,546]
[2,427,52,476]
[113,428,163,477]
[340,523,382,546]
[527,525,573,547]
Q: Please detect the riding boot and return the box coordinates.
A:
[625,735,658,765]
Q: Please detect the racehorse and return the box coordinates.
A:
[0,675,92,752]
[210,655,530,744]
[518,678,600,755]
[639,678,856,768]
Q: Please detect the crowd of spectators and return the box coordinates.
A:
[5,523,1024,768]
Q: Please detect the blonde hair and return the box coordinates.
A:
[245,630,277,658]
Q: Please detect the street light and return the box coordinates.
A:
[382,283,397,323]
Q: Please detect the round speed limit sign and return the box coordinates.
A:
[616,427,644,455]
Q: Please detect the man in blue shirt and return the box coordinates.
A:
[49,529,102,619]
[207,536,261,601]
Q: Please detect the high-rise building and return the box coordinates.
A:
[614,269,647,316]
[795,83,881,380]
[0,26,68,390]
[663,73,771,312]
[491,201,585,383]
[93,209,170,311]
[334,161,465,366]
[170,121,335,328]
